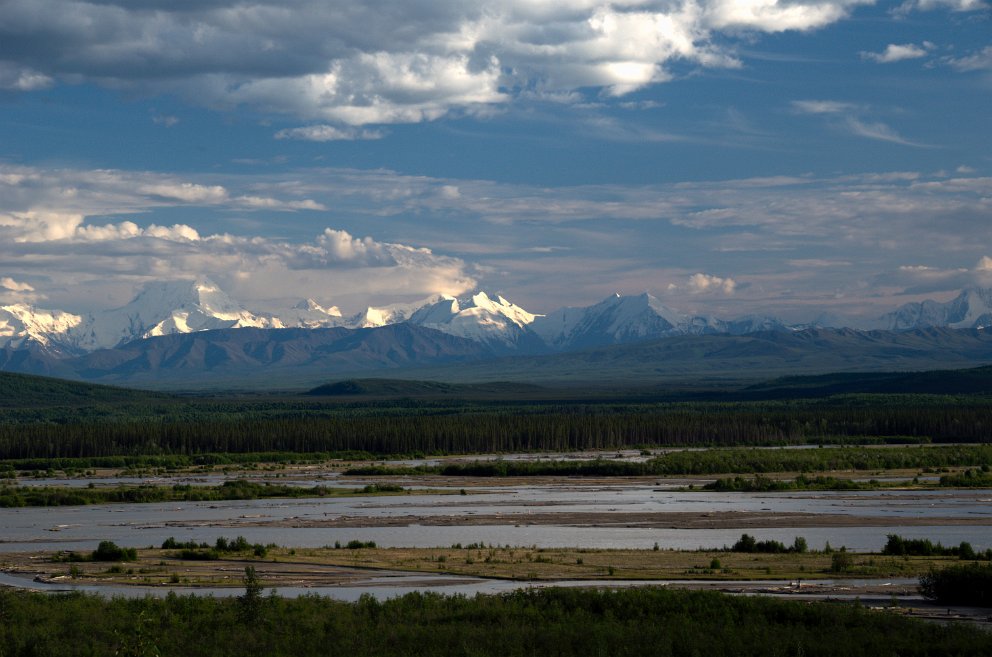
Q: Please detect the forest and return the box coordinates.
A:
[2,389,992,461]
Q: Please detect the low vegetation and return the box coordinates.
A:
[25,537,981,586]
[0,480,410,508]
[918,562,992,607]
[346,445,992,478]
[0,585,989,656]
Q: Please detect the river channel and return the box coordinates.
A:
[2,480,989,554]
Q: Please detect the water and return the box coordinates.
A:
[2,485,988,553]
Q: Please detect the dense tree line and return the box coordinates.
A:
[0,395,991,460]
[0,586,989,656]
[348,445,992,478]
[883,535,992,560]
[703,475,870,492]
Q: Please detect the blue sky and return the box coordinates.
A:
[0,0,989,322]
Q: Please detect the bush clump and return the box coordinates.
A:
[730,534,808,554]
[919,563,992,606]
[91,541,137,562]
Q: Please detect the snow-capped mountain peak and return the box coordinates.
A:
[880,287,992,331]
[530,292,687,350]
[401,291,541,348]
[7,278,992,360]
[0,303,83,351]
[348,294,450,329]
[129,278,241,319]
[66,278,283,351]
[270,298,344,329]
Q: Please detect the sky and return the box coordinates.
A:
[0,0,989,323]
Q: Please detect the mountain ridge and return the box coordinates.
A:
[4,280,992,378]
[3,323,991,390]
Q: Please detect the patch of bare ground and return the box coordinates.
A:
[242,510,992,529]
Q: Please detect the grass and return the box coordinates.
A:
[0,480,458,507]
[10,546,965,588]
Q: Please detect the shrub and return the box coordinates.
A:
[92,541,137,562]
[830,549,853,573]
[919,563,992,606]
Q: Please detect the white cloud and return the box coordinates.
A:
[235,196,326,210]
[3,162,991,318]
[0,62,53,91]
[138,182,229,204]
[861,42,934,63]
[668,273,737,295]
[791,100,857,114]
[0,165,325,242]
[896,0,987,12]
[705,0,869,32]
[0,163,475,311]
[313,229,396,265]
[1,277,34,293]
[152,114,179,127]
[0,0,884,126]
[1,223,476,313]
[875,255,992,294]
[275,125,385,142]
[947,46,992,72]
[843,117,922,146]
[792,100,925,146]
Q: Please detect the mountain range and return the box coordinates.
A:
[2,277,792,356]
[3,279,992,389]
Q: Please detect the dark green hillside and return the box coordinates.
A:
[0,371,169,407]
[744,365,992,398]
[307,378,546,398]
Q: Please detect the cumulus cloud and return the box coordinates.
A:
[3,162,991,318]
[0,62,53,91]
[0,163,475,311]
[861,42,934,63]
[0,164,325,243]
[0,0,884,126]
[871,255,992,295]
[310,229,397,266]
[0,276,43,305]
[1,222,476,313]
[1,277,34,293]
[668,273,737,295]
